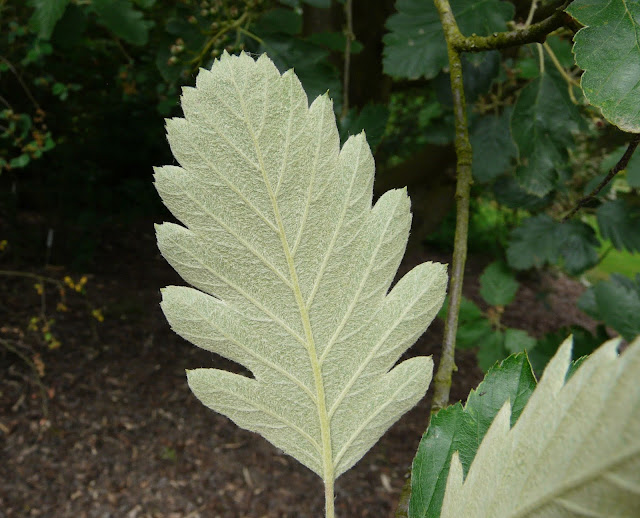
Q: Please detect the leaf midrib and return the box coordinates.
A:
[230,68,336,484]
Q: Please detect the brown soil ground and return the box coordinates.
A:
[1,219,596,518]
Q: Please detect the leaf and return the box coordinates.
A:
[435,51,502,105]
[307,32,364,54]
[382,0,513,80]
[154,52,447,482]
[567,0,640,132]
[338,104,389,150]
[579,275,640,342]
[476,331,507,372]
[409,353,536,518]
[92,0,153,46]
[440,335,640,517]
[597,199,640,253]
[29,0,69,40]
[493,176,551,210]
[503,328,536,354]
[507,215,599,274]
[470,110,516,184]
[253,8,302,36]
[510,66,583,196]
[479,261,518,306]
[528,325,609,377]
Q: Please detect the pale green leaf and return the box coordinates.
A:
[154,52,447,481]
[441,335,640,517]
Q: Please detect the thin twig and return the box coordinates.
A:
[524,0,539,27]
[0,56,41,110]
[562,134,640,222]
[341,0,354,121]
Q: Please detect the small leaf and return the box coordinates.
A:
[476,331,507,372]
[479,261,518,306]
[409,353,536,518]
[503,328,536,354]
[338,104,389,150]
[510,67,583,196]
[597,199,640,253]
[581,275,640,342]
[441,336,640,517]
[507,215,599,274]
[470,110,516,184]
[28,0,69,40]
[155,52,447,484]
[92,0,153,46]
[567,0,640,132]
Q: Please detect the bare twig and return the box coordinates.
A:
[562,134,640,222]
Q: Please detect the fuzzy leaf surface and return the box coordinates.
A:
[441,336,640,517]
[567,0,640,132]
[154,52,447,481]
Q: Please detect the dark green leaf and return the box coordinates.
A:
[510,67,582,196]
[479,261,519,306]
[558,220,599,275]
[470,110,516,183]
[567,0,640,132]
[51,4,87,49]
[591,275,640,341]
[458,319,494,351]
[435,51,501,104]
[409,353,536,518]
[338,104,389,150]
[303,0,331,7]
[506,215,559,270]
[254,8,302,36]
[383,0,513,80]
[92,0,153,46]
[597,199,640,253]
[476,331,507,371]
[492,176,551,210]
[504,328,536,354]
[507,216,598,274]
[29,0,69,40]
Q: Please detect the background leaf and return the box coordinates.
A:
[479,261,518,306]
[596,199,640,253]
[92,0,153,46]
[28,0,70,40]
[567,0,640,132]
[383,0,513,80]
[470,110,516,184]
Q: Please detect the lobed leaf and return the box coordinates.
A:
[28,0,69,40]
[567,0,640,132]
[154,52,447,482]
[440,335,640,517]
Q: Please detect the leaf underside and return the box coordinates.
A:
[154,52,447,481]
[440,335,640,517]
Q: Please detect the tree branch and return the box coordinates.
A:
[562,133,640,222]
[453,1,570,52]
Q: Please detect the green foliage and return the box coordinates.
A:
[506,215,599,275]
[479,261,517,306]
[439,337,640,517]
[28,0,69,40]
[91,0,153,46]
[470,110,516,184]
[382,0,513,79]
[567,0,640,132]
[596,199,640,253]
[579,274,640,342]
[410,353,536,518]
[155,54,447,490]
[510,63,583,196]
